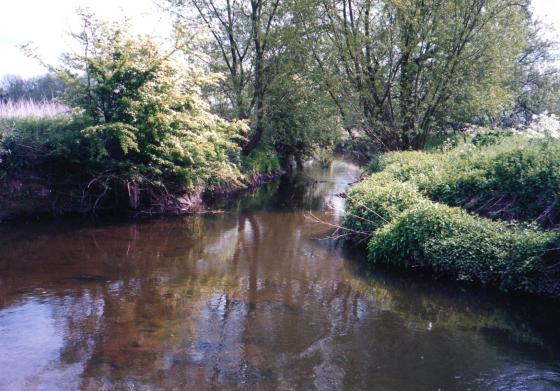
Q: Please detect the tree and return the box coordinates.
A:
[507,15,560,125]
[299,0,532,150]
[262,7,341,166]
[0,73,68,101]
[169,0,281,154]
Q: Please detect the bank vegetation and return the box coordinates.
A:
[1,0,559,262]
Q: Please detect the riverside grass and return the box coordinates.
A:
[345,135,560,297]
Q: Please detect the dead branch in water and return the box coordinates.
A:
[304,210,373,244]
[304,191,387,243]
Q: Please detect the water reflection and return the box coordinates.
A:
[0,160,559,390]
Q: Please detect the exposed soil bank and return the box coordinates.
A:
[0,170,284,224]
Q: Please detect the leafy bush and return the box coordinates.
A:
[0,115,91,170]
[471,130,513,146]
[242,146,282,176]
[0,14,290,217]
[345,132,560,296]
[363,135,560,226]
[424,132,466,151]
[345,172,424,235]
[424,138,560,224]
[368,202,558,293]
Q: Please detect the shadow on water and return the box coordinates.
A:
[0,160,559,390]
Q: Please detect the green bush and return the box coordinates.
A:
[368,202,558,293]
[471,130,513,146]
[242,146,282,176]
[424,132,465,150]
[424,138,560,224]
[0,116,91,170]
[345,133,560,296]
[363,136,560,225]
[345,172,424,235]
[0,16,266,212]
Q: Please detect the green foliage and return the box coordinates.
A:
[0,115,91,170]
[345,172,424,234]
[368,202,558,293]
[423,132,466,151]
[424,138,560,224]
[361,135,560,225]
[1,12,283,215]
[345,132,560,295]
[81,123,139,160]
[242,146,281,175]
[366,154,382,173]
[52,13,250,192]
[265,73,340,165]
[471,130,514,147]
[298,0,532,150]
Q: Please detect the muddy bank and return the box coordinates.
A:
[0,170,284,224]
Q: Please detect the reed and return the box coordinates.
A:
[0,99,70,119]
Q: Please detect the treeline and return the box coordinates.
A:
[5,0,559,158]
[168,0,559,154]
[0,74,68,102]
[1,0,559,219]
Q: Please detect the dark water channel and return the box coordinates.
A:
[1,160,560,390]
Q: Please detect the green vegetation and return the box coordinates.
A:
[1,0,560,235]
[0,13,281,217]
[294,0,559,152]
[371,135,560,225]
[345,132,560,297]
[168,0,560,159]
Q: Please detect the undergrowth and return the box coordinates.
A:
[345,132,560,297]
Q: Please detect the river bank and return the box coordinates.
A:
[0,168,285,224]
[344,134,560,299]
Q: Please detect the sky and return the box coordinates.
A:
[0,0,559,78]
[0,0,172,78]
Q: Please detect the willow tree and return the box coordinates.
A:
[299,0,532,150]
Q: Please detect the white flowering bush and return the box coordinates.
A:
[524,112,560,139]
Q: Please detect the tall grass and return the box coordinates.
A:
[0,99,70,119]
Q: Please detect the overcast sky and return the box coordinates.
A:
[0,0,559,78]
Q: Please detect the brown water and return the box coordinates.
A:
[1,160,559,391]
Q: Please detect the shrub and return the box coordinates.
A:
[362,136,560,226]
[242,146,282,176]
[0,115,91,171]
[372,150,444,181]
[345,132,560,296]
[345,172,424,235]
[424,138,560,224]
[471,130,513,146]
[0,15,253,209]
[367,202,558,293]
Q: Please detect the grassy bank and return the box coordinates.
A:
[345,132,560,298]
